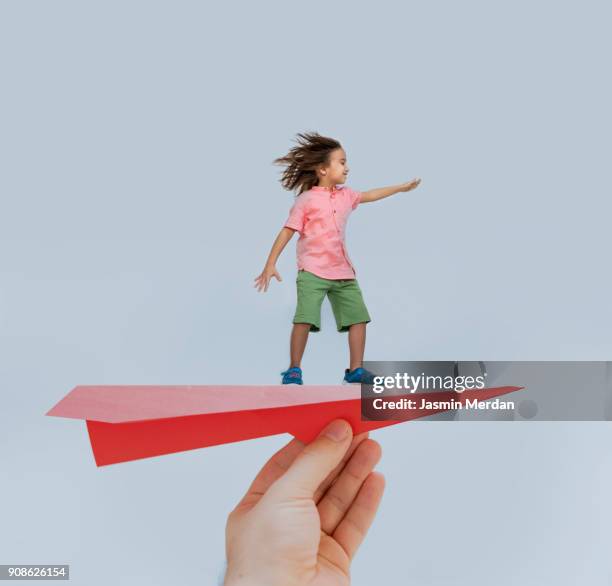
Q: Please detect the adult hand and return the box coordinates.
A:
[254,264,282,292]
[224,420,385,586]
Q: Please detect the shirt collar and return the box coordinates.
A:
[311,184,344,192]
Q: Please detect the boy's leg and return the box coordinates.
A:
[289,270,331,369]
[348,322,367,371]
[327,278,371,371]
[289,323,311,368]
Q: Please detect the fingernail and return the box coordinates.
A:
[322,420,350,442]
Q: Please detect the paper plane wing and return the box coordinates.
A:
[46,384,523,466]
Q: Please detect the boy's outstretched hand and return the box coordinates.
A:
[399,177,421,192]
[224,420,385,586]
[254,265,282,292]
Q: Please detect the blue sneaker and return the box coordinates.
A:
[343,367,376,384]
[281,367,303,385]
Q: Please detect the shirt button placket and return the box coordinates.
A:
[331,191,339,232]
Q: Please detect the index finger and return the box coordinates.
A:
[235,438,306,510]
[235,432,369,511]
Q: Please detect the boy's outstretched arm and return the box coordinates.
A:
[254,227,296,292]
[360,177,421,203]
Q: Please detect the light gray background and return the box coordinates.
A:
[1,1,611,584]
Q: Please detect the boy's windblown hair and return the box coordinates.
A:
[273,131,342,194]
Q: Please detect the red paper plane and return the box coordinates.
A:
[46,384,523,466]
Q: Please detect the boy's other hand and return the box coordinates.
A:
[399,177,421,192]
[254,265,282,292]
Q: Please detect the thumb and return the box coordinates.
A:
[275,271,282,281]
[267,420,353,500]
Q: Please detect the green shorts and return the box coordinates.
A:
[293,269,371,332]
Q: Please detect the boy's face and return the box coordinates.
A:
[321,148,349,185]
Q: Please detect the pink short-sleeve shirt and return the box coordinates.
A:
[284,184,363,280]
